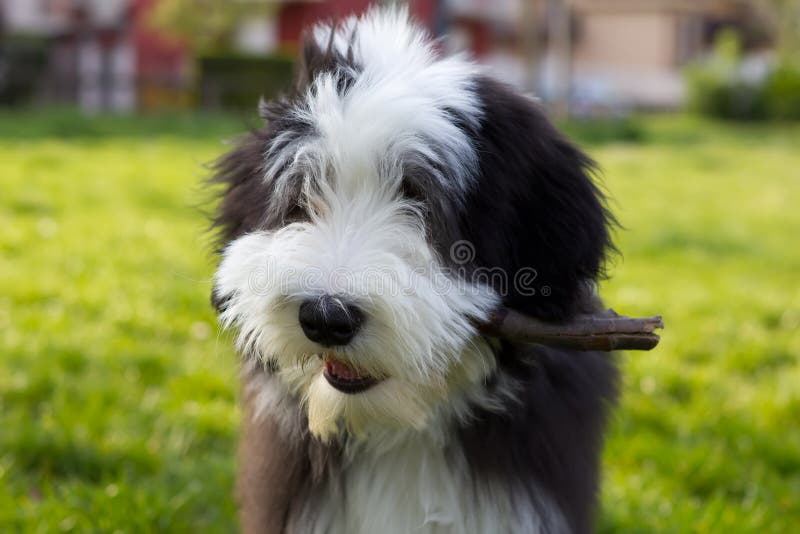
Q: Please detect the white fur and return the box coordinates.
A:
[288,429,567,534]
[267,6,483,203]
[243,367,566,534]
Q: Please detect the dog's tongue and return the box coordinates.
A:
[324,358,364,381]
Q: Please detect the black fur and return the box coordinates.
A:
[457,76,616,321]
[209,127,274,247]
[448,77,618,533]
[458,343,618,533]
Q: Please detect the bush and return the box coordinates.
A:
[685,30,767,121]
[0,35,48,106]
[197,54,295,110]
[686,30,800,121]
[763,65,800,120]
[559,116,645,145]
[686,70,767,120]
[687,64,800,122]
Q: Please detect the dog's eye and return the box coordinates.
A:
[400,179,425,203]
[285,203,306,223]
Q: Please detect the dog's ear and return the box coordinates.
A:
[297,29,337,90]
[462,77,616,321]
[294,26,358,94]
[211,287,231,314]
[208,126,274,313]
[210,130,272,248]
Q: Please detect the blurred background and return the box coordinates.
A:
[2,0,798,118]
[1,1,799,533]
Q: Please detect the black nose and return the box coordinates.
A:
[298,295,364,346]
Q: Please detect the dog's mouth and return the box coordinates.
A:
[321,354,380,394]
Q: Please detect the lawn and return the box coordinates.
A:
[1,110,798,532]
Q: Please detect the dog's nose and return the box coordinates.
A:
[298,295,364,346]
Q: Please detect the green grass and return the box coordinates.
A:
[1,110,799,532]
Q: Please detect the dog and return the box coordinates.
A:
[210,7,618,534]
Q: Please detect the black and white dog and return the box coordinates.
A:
[210,8,618,534]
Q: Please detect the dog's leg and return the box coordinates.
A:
[237,376,306,534]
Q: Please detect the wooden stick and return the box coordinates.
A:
[478,308,663,351]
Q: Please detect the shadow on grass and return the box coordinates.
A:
[0,107,255,140]
[3,107,796,150]
[558,116,648,145]
[4,106,652,145]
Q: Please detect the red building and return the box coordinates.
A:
[3,0,446,111]
[131,0,189,110]
[276,0,440,52]
[1,0,188,111]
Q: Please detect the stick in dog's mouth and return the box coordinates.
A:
[319,351,381,394]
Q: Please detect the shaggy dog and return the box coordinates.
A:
[210,8,618,534]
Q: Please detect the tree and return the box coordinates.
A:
[147,0,276,54]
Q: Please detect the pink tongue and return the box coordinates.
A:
[325,359,364,381]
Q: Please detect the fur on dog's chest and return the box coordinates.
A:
[288,432,565,534]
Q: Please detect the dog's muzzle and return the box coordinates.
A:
[298,295,382,394]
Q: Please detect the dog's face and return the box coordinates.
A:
[212,9,612,442]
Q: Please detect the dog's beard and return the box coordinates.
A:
[305,371,438,442]
[274,338,496,443]
[215,189,499,443]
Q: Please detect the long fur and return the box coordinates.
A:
[210,7,618,534]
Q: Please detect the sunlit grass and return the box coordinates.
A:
[598,117,800,533]
[1,111,798,532]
